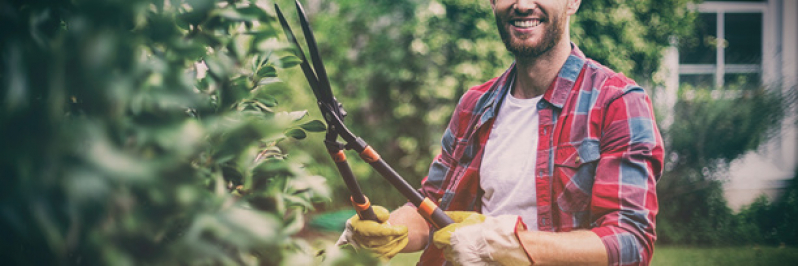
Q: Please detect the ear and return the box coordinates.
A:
[566,0,581,15]
[490,0,497,10]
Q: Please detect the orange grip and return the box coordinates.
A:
[417,197,437,220]
[330,150,347,162]
[351,196,371,211]
[359,146,381,163]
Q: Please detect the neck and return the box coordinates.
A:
[512,39,573,99]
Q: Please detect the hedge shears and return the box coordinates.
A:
[275,0,453,229]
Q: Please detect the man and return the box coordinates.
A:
[338,0,664,265]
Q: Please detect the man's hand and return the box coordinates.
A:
[432,211,531,266]
[336,206,408,259]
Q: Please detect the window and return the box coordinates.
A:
[678,1,766,90]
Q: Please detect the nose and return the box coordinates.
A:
[514,0,537,14]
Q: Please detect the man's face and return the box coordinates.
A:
[491,0,576,59]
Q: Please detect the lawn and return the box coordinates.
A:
[388,245,798,265]
[651,245,798,266]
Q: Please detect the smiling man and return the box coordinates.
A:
[336,0,664,265]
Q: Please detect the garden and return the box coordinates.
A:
[2,0,796,265]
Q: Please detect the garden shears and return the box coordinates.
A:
[275,0,453,229]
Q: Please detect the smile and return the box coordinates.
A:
[512,19,542,28]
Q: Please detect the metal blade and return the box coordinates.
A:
[274,3,325,104]
[295,0,338,114]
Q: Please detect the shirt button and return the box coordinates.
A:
[575,156,581,163]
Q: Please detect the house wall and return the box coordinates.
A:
[723,0,797,211]
[779,0,797,172]
[659,0,797,211]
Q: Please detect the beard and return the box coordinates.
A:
[495,9,567,59]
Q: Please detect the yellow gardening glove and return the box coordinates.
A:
[336,206,408,259]
[432,211,486,247]
[433,212,531,266]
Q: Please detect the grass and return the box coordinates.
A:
[652,245,798,266]
[386,245,798,266]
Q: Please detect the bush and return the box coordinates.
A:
[734,170,798,246]
[657,82,794,246]
[0,0,375,264]
[658,169,798,246]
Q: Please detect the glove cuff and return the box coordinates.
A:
[513,216,536,265]
[336,219,360,248]
[483,215,533,266]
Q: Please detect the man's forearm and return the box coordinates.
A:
[388,205,430,252]
[516,230,608,266]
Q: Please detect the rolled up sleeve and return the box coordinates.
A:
[590,84,664,266]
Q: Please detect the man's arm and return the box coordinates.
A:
[516,230,608,265]
[388,205,430,252]
[586,79,664,265]
[431,213,608,266]
[513,80,662,266]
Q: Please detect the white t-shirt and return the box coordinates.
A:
[480,90,542,230]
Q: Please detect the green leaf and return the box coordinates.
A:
[257,95,278,107]
[213,8,257,22]
[284,128,307,140]
[276,111,308,123]
[299,120,326,132]
[175,16,191,31]
[247,25,279,41]
[256,65,277,77]
[204,56,229,78]
[253,101,274,113]
[230,34,254,60]
[277,55,302,68]
[236,6,271,21]
[283,209,304,235]
[257,77,282,86]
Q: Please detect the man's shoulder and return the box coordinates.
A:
[580,58,641,97]
[463,77,499,100]
[455,77,500,111]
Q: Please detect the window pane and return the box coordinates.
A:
[680,13,717,64]
[725,13,762,64]
[680,74,715,89]
[724,73,761,89]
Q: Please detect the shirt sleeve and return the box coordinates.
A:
[589,78,664,266]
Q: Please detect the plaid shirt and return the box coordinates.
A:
[416,44,664,266]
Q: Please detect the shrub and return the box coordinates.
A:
[0,0,374,264]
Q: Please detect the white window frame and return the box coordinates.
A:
[679,1,773,88]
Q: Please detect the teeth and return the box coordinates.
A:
[513,20,541,28]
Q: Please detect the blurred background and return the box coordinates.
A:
[2,0,796,265]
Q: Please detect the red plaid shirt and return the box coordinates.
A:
[416,44,664,266]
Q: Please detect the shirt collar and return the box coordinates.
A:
[485,43,588,118]
[543,43,587,109]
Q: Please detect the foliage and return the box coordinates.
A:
[657,181,735,245]
[277,0,698,210]
[642,169,798,247]
[573,0,698,83]
[0,0,377,264]
[732,170,798,246]
[657,84,796,246]
[667,86,789,173]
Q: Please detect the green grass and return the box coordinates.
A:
[652,245,798,266]
[386,246,798,266]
